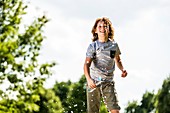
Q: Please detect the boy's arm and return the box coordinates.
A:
[114,55,127,77]
[84,57,96,88]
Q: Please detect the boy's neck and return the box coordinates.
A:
[98,37,108,43]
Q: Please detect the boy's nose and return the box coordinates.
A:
[100,27,105,31]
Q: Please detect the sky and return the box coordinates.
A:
[24,0,170,111]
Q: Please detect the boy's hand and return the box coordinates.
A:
[87,78,96,89]
[121,70,127,78]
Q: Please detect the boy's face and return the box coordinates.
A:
[95,21,109,38]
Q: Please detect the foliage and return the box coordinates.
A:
[65,75,87,113]
[0,0,63,112]
[125,100,138,113]
[100,100,109,113]
[125,91,155,113]
[35,87,63,113]
[53,75,87,113]
[155,76,170,113]
[53,80,71,111]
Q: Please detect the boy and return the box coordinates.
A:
[84,17,127,113]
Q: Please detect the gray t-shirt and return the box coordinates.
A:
[86,40,121,81]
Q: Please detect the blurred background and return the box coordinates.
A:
[31,0,170,111]
[0,0,170,112]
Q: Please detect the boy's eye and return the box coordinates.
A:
[98,25,109,29]
[104,26,109,29]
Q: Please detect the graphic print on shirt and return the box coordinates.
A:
[86,40,121,81]
[93,41,115,73]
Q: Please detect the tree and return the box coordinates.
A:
[125,100,138,113]
[0,0,62,112]
[35,87,63,113]
[140,91,155,112]
[53,80,72,112]
[100,100,109,113]
[65,75,87,113]
[124,91,155,113]
[53,76,87,113]
[155,75,170,113]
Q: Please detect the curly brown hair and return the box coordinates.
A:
[91,17,114,42]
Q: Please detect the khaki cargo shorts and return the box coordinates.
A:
[87,81,120,113]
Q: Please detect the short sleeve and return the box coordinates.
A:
[86,43,95,58]
[115,43,121,56]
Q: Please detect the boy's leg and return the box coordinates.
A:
[110,110,119,113]
[87,86,101,113]
[101,81,121,112]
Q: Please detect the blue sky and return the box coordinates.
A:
[25,0,170,111]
